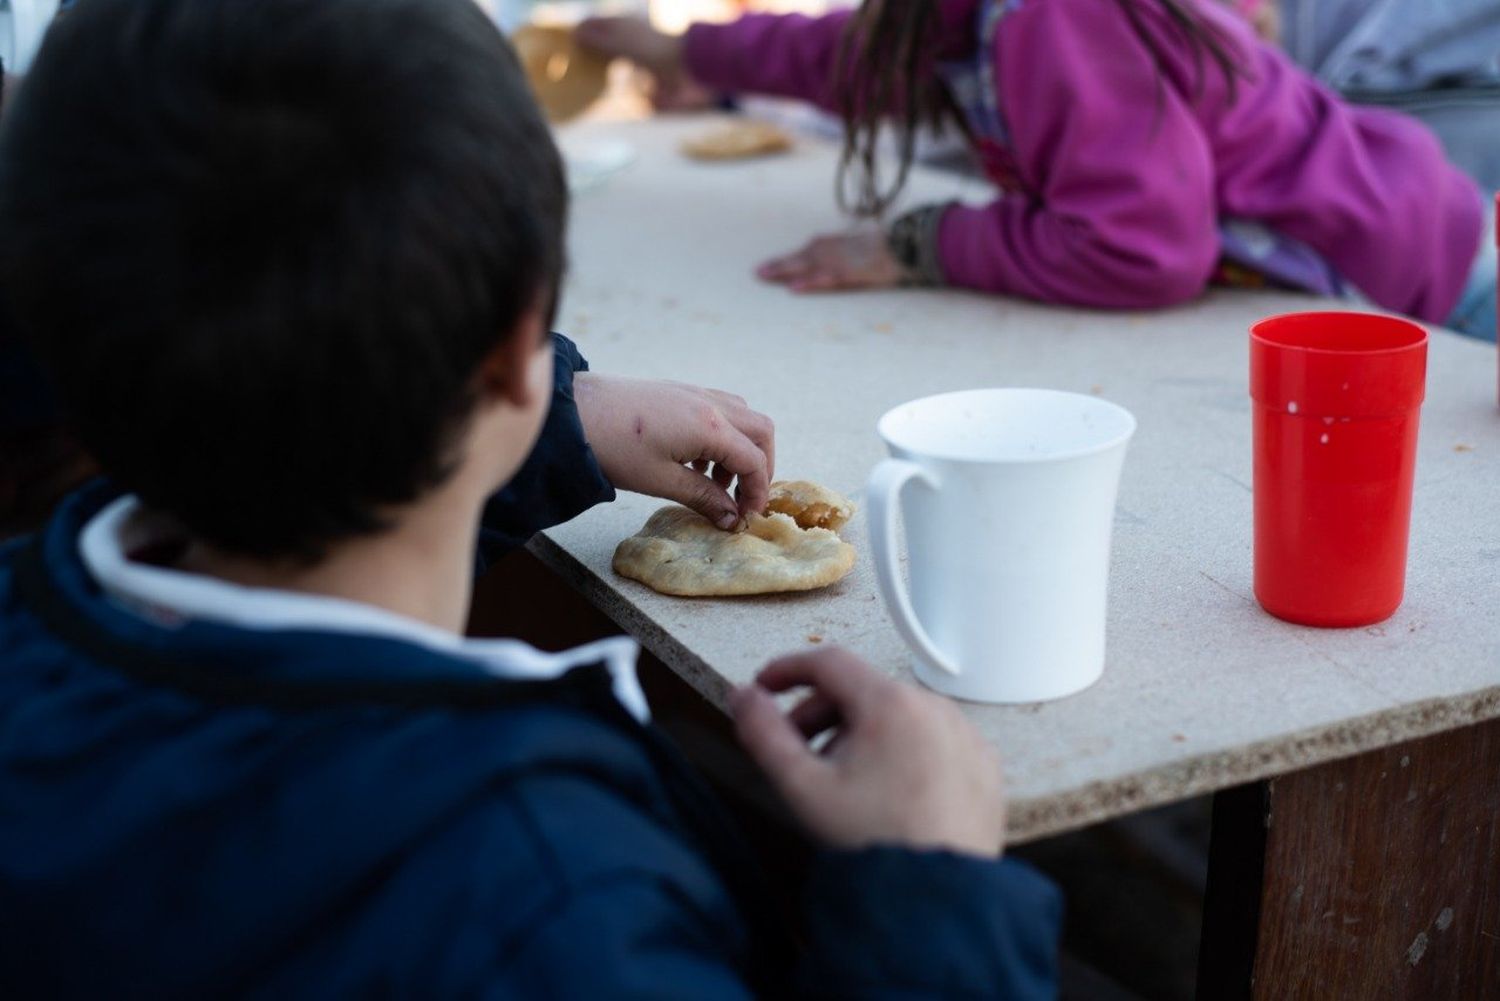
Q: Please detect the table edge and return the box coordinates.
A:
[529,531,1500,844]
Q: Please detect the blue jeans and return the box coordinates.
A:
[1446,195,1498,343]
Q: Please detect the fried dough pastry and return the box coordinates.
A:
[680,120,792,161]
[765,480,855,532]
[613,505,854,597]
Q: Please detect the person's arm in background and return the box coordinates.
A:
[1276,0,1500,190]
[582,3,1222,307]
[479,333,775,558]
[577,11,855,115]
[570,14,925,295]
[577,6,978,117]
[926,0,1221,307]
[679,10,855,114]
[762,0,1223,307]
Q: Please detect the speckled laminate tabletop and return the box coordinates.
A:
[535,115,1500,843]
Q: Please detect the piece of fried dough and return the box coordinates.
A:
[613,507,855,597]
[765,480,855,532]
[680,120,792,161]
[512,24,608,123]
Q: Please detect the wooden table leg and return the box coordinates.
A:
[1199,717,1500,999]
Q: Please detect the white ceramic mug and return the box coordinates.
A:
[868,388,1136,703]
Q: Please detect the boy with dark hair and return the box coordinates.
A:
[0,0,1060,995]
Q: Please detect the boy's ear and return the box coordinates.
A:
[477,305,551,409]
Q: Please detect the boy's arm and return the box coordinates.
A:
[489,851,1059,998]
[478,333,614,555]
[480,334,777,558]
[572,375,774,530]
[487,651,1060,996]
[797,848,1061,997]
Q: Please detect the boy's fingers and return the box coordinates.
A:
[721,405,775,506]
[697,391,775,491]
[659,463,740,529]
[787,691,842,740]
[757,648,884,717]
[704,389,749,409]
[702,421,770,517]
[730,685,828,802]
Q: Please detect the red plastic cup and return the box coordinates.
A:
[1250,312,1427,627]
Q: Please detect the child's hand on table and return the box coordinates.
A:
[575,17,712,112]
[574,374,774,530]
[757,232,907,293]
[731,647,1007,858]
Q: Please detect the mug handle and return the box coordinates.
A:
[867,458,961,677]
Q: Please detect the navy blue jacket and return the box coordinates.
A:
[0,349,1062,998]
[477,333,616,561]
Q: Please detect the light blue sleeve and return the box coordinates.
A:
[1282,0,1500,91]
[1,0,64,76]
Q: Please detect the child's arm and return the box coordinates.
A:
[574,374,774,530]
[733,648,1063,995]
[578,11,856,115]
[487,649,1061,997]
[479,334,616,554]
[681,11,854,114]
[924,0,1223,308]
[488,849,1059,998]
[757,0,1228,306]
[481,334,774,554]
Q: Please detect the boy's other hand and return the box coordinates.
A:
[575,17,710,112]
[574,374,774,529]
[730,648,1006,858]
[757,232,906,293]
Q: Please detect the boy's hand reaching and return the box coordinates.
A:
[757,232,907,293]
[574,374,774,530]
[731,648,1007,858]
[575,17,712,112]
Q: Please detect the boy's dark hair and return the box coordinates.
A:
[0,0,567,559]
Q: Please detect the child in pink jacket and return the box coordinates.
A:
[579,0,1495,341]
